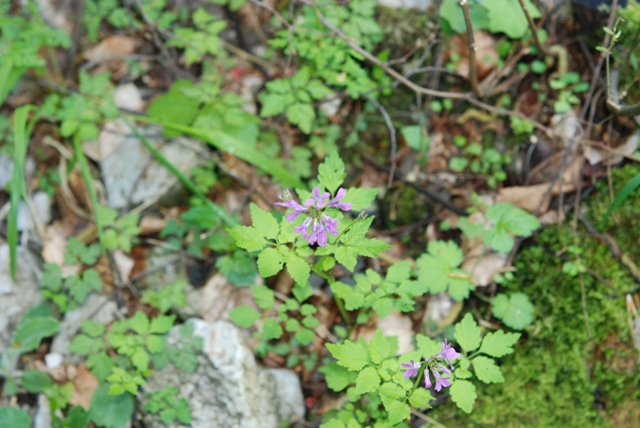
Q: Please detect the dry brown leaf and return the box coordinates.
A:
[83,35,137,62]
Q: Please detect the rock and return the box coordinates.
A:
[17,191,52,232]
[0,154,35,190]
[89,119,200,210]
[142,319,305,428]
[0,244,43,355]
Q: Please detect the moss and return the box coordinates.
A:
[431,164,640,427]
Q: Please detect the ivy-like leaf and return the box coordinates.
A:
[416,240,474,301]
[229,305,261,328]
[317,152,346,195]
[368,329,391,364]
[492,292,534,330]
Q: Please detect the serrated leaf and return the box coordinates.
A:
[146,335,164,353]
[0,408,30,428]
[454,313,482,352]
[408,388,434,408]
[334,246,359,272]
[483,227,514,253]
[415,334,441,358]
[250,203,279,240]
[131,348,150,371]
[82,320,105,337]
[318,152,346,195]
[478,330,520,357]
[386,261,411,283]
[229,305,261,328]
[286,256,310,285]
[21,370,53,393]
[326,340,370,371]
[286,103,315,134]
[129,311,150,335]
[472,356,504,384]
[342,187,377,211]
[368,329,391,364]
[149,315,175,334]
[372,297,394,319]
[417,240,473,301]
[386,400,411,425]
[251,284,275,310]
[257,247,284,277]
[320,363,355,392]
[450,379,476,414]
[492,292,534,330]
[262,318,283,340]
[227,226,267,252]
[354,366,381,394]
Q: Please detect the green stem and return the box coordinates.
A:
[312,263,353,335]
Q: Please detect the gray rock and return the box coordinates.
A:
[0,154,35,190]
[142,319,305,428]
[97,120,200,210]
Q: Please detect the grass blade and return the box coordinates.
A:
[8,105,35,280]
[600,173,640,227]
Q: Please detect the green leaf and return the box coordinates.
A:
[251,284,275,310]
[250,203,279,240]
[478,330,521,358]
[600,173,640,226]
[342,188,377,211]
[147,80,201,137]
[149,315,175,334]
[82,320,106,337]
[262,318,283,340]
[416,240,473,300]
[450,379,476,414]
[260,92,290,117]
[295,328,315,345]
[386,261,411,283]
[485,0,540,38]
[408,388,434,408]
[472,356,504,384]
[318,152,346,195]
[257,247,284,277]
[12,316,61,353]
[326,340,370,371]
[368,329,391,364]
[129,311,150,335]
[0,408,30,428]
[286,103,315,134]
[229,305,261,328]
[454,313,482,352]
[415,334,442,359]
[492,292,534,330]
[132,348,150,371]
[146,335,165,353]
[227,226,267,252]
[386,400,411,425]
[88,384,134,428]
[21,370,53,393]
[400,125,430,152]
[286,256,310,286]
[439,0,489,34]
[320,363,355,392]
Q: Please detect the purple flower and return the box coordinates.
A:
[404,339,460,392]
[401,360,421,378]
[425,368,451,392]
[275,187,351,247]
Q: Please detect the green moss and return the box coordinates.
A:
[431,164,640,427]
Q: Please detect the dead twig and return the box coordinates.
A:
[363,94,398,188]
[459,0,482,97]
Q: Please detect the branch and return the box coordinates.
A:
[518,0,547,55]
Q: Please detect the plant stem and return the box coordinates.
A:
[517,0,547,55]
[459,0,482,97]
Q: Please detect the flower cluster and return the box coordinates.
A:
[401,339,460,392]
[275,187,351,247]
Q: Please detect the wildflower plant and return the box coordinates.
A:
[227,153,522,426]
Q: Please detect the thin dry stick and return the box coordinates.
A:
[459,0,482,97]
[364,94,398,187]
[518,0,547,55]
[581,0,619,123]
